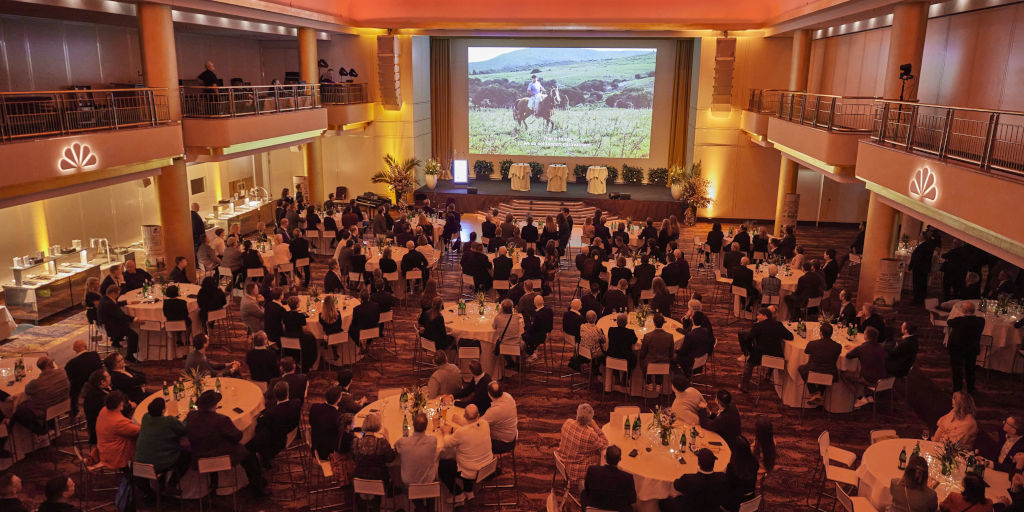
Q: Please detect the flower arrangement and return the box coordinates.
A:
[622,164,644,184]
[180,367,209,402]
[938,438,966,476]
[668,165,685,185]
[606,165,619,184]
[634,303,650,327]
[410,386,428,416]
[423,158,441,176]
[677,161,713,226]
[372,154,421,201]
[652,406,677,446]
[309,286,321,305]
[473,159,494,179]
[648,167,669,186]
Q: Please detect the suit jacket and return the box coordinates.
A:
[838,303,857,326]
[677,326,714,371]
[65,351,102,407]
[634,264,656,291]
[606,326,638,367]
[609,267,632,288]
[733,231,751,252]
[401,250,429,274]
[581,293,603,317]
[162,298,190,323]
[804,337,842,375]
[908,240,936,273]
[245,347,280,383]
[731,265,755,292]
[823,260,839,290]
[671,472,728,512]
[776,235,796,259]
[240,296,264,334]
[793,272,824,299]
[582,464,637,512]
[323,270,343,294]
[122,269,152,292]
[651,290,674,317]
[185,409,243,461]
[947,315,986,356]
[98,296,133,338]
[168,266,191,284]
[885,335,918,378]
[562,311,583,339]
[263,301,287,342]
[602,289,629,316]
[250,398,302,460]
[289,238,311,260]
[349,301,381,342]
[268,373,308,402]
[308,402,342,459]
[996,434,1024,472]
[722,251,743,275]
[493,256,513,281]
[524,306,554,343]
[858,313,887,340]
[638,329,674,371]
[521,256,543,280]
[506,285,526,306]
[454,374,492,414]
[110,369,147,405]
[700,403,742,443]
[744,319,792,364]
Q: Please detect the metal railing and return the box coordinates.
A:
[180,84,321,118]
[321,83,369,105]
[0,88,170,143]
[747,89,799,114]
[873,100,1024,179]
[775,91,878,132]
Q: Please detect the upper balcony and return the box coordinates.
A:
[857,101,1024,265]
[741,89,794,144]
[180,84,327,160]
[0,88,183,206]
[763,91,877,182]
[321,83,374,131]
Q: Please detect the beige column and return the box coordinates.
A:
[898,214,923,246]
[773,158,799,236]
[138,3,194,280]
[857,192,898,303]
[298,27,324,205]
[772,31,813,236]
[883,1,929,100]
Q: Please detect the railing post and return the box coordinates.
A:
[826,98,837,131]
[800,94,807,124]
[228,88,236,117]
[938,109,954,159]
[109,92,119,129]
[778,94,784,118]
[55,93,68,135]
[877,103,890,143]
[905,105,919,151]
[274,86,281,112]
[148,90,157,125]
[812,96,821,127]
[0,97,8,142]
[981,112,1000,170]
[788,94,795,120]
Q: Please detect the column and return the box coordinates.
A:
[138,3,194,280]
[882,1,929,101]
[772,30,812,236]
[298,27,324,205]
[898,214,923,246]
[773,159,799,236]
[857,192,898,303]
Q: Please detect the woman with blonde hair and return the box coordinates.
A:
[933,391,978,449]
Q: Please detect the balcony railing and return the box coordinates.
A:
[180,84,321,118]
[872,100,1024,179]
[0,88,171,143]
[747,89,799,114]
[321,83,369,105]
[775,92,878,132]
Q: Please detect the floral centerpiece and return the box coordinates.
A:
[309,286,321,305]
[372,154,421,203]
[651,406,676,446]
[410,386,428,416]
[634,303,650,328]
[180,367,209,403]
[475,291,487,316]
[676,161,713,226]
[938,438,965,476]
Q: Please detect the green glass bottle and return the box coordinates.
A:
[898,447,908,470]
[402,414,410,437]
[912,441,921,458]
[624,416,631,437]
[631,416,641,440]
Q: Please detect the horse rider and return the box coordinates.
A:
[527,75,546,114]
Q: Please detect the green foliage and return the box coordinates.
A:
[468,107,652,158]
[528,162,544,182]
[423,159,441,176]
[371,154,421,200]
[499,159,514,180]
[473,160,494,179]
[573,164,589,182]
[605,166,619,183]
[648,167,669,186]
[621,164,644,184]
[678,161,713,209]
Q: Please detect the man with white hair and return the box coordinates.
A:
[493,246,513,284]
[440,404,493,503]
[401,240,430,280]
[524,294,554,361]
[556,403,609,492]
[760,264,782,301]
[198,61,219,86]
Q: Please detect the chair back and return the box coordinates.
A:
[348,272,362,282]
[836,483,855,512]
[327,333,347,346]
[612,406,640,416]
[323,231,336,239]
[378,388,402,399]
[873,376,896,393]
[647,362,670,376]
[553,453,569,480]
[133,462,158,480]
[352,478,386,496]
[493,280,510,291]
[577,344,592,360]
[359,327,380,341]
[761,295,781,305]
[379,311,394,323]
[207,308,227,322]
[476,457,498,482]
[141,321,163,332]
[281,337,301,350]
[46,399,71,421]
[817,431,831,459]
[761,355,786,370]
[738,495,763,512]
[807,296,822,308]
[732,286,748,298]
[218,266,233,277]
[499,343,520,357]
[295,258,310,267]
[753,251,766,261]
[278,263,294,272]
[406,269,423,280]
[165,320,188,332]
[383,271,399,282]
[606,357,628,372]
[807,371,833,386]
[459,346,481,360]
[420,337,437,353]
[640,289,655,300]
[528,279,543,290]
[692,354,708,370]
[305,230,319,239]
[408,482,442,500]
[247,268,264,278]
[870,429,898,444]
[198,455,232,474]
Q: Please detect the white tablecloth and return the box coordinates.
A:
[943,300,1024,373]
[545,164,568,192]
[779,321,860,413]
[749,265,804,319]
[586,166,608,195]
[857,438,1011,510]
[355,397,463,450]
[1,357,45,469]
[441,301,509,381]
[0,356,40,405]
[0,306,16,340]
[595,315,684,396]
[133,377,265,444]
[123,284,201,323]
[510,163,531,192]
[601,414,730,508]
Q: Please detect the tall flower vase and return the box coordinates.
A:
[682,202,697,226]
[425,175,437,190]
[670,182,684,200]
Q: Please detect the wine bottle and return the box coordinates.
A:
[898,447,908,470]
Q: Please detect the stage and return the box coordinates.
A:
[417,179,683,220]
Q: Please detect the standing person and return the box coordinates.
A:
[947,301,986,394]
[190,202,206,254]
[198,61,219,86]
[908,232,938,305]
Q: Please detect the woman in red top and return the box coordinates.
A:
[939,473,994,512]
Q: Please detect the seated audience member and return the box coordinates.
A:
[493,300,525,370]
[730,257,760,308]
[395,412,441,510]
[739,308,792,391]
[453,361,492,413]
[676,314,714,377]
[17,356,70,432]
[556,403,609,492]
[99,265,126,296]
[401,240,431,280]
[724,436,761,511]
[723,242,744,276]
[885,322,920,379]
[196,276,227,327]
[185,333,240,376]
[134,398,188,490]
[638,313,674,388]
[38,475,81,512]
[269,357,308,402]
[168,256,191,284]
[280,295,317,372]
[798,323,841,406]
[246,331,280,384]
[837,289,857,325]
[96,391,140,471]
[582,445,637,512]
[336,368,368,414]
[240,283,265,334]
[477,381,518,454]
[83,369,111,445]
[996,415,1024,473]
[670,374,706,424]
[650,277,674,316]
[699,389,741,442]
[98,283,140,362]
[605,313,638,372]
[419,297,454,351]
[105,352,147,405]
[843,326,889,408]
[940,473,994,512]
[663,448,728,511]
[578,311,607,375]
[186,390,269,496]
[122,259,152,292]
[857,304,887,339]
[324,259,344,293]
[308,385,344,461]
[563,299,584,344]
[439,405,492,503]
[427,351,462,399]
[889,454,938,512]
[0,474,29,512]
[933,391,978,450]
[603,279,630,316]
[349,289,381,348]
[523,294,554,360]
[247,381,302,465]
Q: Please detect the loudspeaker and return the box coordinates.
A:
[467,188,478,195]
[377,35,402,110]
[620,193,631,200]
[711,37,736,112]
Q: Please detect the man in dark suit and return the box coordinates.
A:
[722,242,744,277]
[268,357,307,402]
[262,288,287,344]
[336,368,367,414]
[453,361,492,414]
[857,304,887,341]
[104,352,147,405]
[606,313,638,372]
[908,232,938,304]
[775,226,797,260]
[947,301,986,393]
[660,250,687,289]
[463,243,493,291]
[664,448,728,512]
[580,281,603,318]
[609,259,633,289]
[798,323,842,405]
[289,229,312,286]
[822,249,839,292]
[885,322,919,379]
[187,390,269,496]
[65,339,102,417]
[245,331,280,384]
[992,270,1019,298]
[247,381,302,465]
[520,248,543,281]
[784,263,824,321]
[520,217,538,245]
[97,284,139,362]
[121,260,152,292]
[563,300,584,343]
[699,389,741,442]
[730,257,759,309]
[995,415,1024,473]
[632,255,657,302]
[582,445,636,512]
[638,314,674,387]
[349,289,381,347]
[574,246,590,272]
[739,308,792,391]
[515,280,539,320]
[506,275,525,306]
[523,295,553,359]
[676,317,714,377]
[594,219,611,245]
[603,279,630,316]
[492,247,514,283]
[733,225,751,254]
[401,240,430,280]
[837,289,857,325]
[190,202,206,253]
[940,241,970,301]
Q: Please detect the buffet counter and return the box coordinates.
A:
[205,199,274,236]
[4,259,101,323]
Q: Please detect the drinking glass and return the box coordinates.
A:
[921,429,930,441]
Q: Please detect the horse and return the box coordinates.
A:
[512,89,559,132]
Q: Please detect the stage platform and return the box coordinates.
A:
[417,179,682,220]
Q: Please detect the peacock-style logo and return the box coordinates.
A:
[58,142,98,173]
[908,167,938,203]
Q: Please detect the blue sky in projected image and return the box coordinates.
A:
[467,47,655,63]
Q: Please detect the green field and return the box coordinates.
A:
[471,53,657,95]
[469,106,652,158]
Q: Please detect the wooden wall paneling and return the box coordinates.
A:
[1002,5,1024,111]
[937,13,975,107]
[918,16,948,104]
[846,31,865,96]
[25,18,70,90]
[64,22,103,87]
[967,8,1014,110]
[807,39,825,93]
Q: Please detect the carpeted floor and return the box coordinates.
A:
[4,220,1021,511]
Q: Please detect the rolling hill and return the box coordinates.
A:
[469,47,654,74]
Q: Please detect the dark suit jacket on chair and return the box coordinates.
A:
[308,402,342,460]
[699,403,741,442]
[582,464,637,512]
[453,374,492,414]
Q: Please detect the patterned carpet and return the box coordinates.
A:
[4,220,1021,511]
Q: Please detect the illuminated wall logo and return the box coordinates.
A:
[58,142,98,173]
[909,167,938,203]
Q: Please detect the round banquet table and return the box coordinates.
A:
[601,414,730,511]
[595,314,684,396]
[856,438,1012,510]
[355,396,464,449]
[0,356,40,404]
[122,283,201,324]
[441,301,510,381]
[942,299,1023,373]
[0,357,41,469]
[748,264,803,320]
[779,321,861,413]
[297,293,362,366]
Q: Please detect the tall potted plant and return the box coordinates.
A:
[372,154,421,205]
[677,161,713,226]
[669,165,685,199]
[423,158,441,190]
